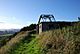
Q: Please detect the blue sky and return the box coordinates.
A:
[0,0,80,29]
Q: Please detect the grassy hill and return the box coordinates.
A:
[19,22,80,54]
[0,31,30,54]
[0,34,13,48]
[0,22,80,54]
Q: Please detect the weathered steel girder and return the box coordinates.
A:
[38,14,56,24]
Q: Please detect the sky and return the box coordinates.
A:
[0,0,80,29]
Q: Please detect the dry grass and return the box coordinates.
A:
[36,22,80,54]
[0,23,80,54]
[0,31,30,54]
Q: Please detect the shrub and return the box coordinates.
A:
[20,24,36,31]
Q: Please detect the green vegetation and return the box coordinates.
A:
[0,34,13,48]
[0,34,12,37]
[26,22,80,54]
[9,33,37,54]
[0,22,80,54]
[0,31,30,54]
[0,32,20,48]
[9,22,80,54]
[20,24,36,31]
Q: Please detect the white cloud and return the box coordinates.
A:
[0,16,29,29]
[0,16,13,22]
[0,16,9,18]
[0,23,24,29]
[0,16,22,25]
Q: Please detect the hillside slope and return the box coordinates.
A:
[8,22,80,54]
[0,31,30,54]
[0,22,79,54]
[25,22,80,54]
